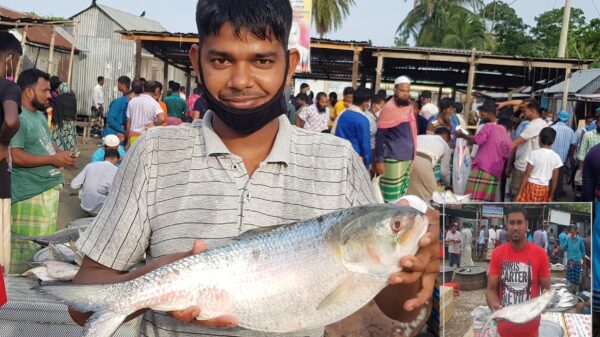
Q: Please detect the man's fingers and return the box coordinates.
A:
[191,240,207,255]
[168,306,201,323]
[389,270,421,285]
[194,314,238,328]
[399,253,430,272]
[403,272,436,311]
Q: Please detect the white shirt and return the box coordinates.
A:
[526,148,563,185]
[179,92,186,101]
[297,104,330,133]
[71,161,119,215]
[488,228,496,243]
[446,231,462,254]
[514,118,547,171]
[361,110,378,150]
[421,103,439,120]
[416,134,451,186]
[92,84,104,108]
[127,94,164,133]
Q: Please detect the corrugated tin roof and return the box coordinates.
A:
[544,68,600,94]
[97,4,166,32]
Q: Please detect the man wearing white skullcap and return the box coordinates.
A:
[91,134,127,164]
[374,76,417,202]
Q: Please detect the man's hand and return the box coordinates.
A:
[52,151,75,167]
[167,240,238,328]
[455,129,464,138]
[388,206,440,312]
[375,162,385,176]
[0,144,8,162]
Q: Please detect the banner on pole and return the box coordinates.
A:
[289,0,311,73]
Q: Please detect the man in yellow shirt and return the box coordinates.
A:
[329,86,354,129]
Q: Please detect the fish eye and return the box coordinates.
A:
[391,220,403,233]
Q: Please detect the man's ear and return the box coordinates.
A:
[286,48,300,87]
[189,44,201,79]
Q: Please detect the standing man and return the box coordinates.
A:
[330,87,353,129]
[550,111,576,200]
[103,76,130,139]
[461,223,473,267]
[0,32,22,273]
[375,76,417,202]
[487,225,496,260]
[406,127,451,201]
[458,101,512,202]
[487,206,551,337]
[562,225,586,293]
[446,223,462,268]
[335,87,373,168]
[295,92,329,133]
[10,69,75,274]
[68,2,439,337]
[508,99,547,200]
[533,226,546,249]
[92,76,105,130]
[582,143,600,202]
[498,225,509,245]
[126,81,166,147]
[164,82,189,122]
[577,118,600,170]
[477,227,486,260]
[364,95,384,153]
[299,82,313,104]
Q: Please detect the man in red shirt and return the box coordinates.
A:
[486,206,551,337]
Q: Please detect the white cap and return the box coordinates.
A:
[394,76,411,85]
[103,134,120,147]
[396,195,429,214]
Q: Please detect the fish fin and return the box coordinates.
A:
[233,224,286,240]
[316,275,361,312]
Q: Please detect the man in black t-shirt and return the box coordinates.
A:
[0,31,23,273]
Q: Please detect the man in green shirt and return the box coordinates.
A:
[9,68,74,273]
[164,82,189,120]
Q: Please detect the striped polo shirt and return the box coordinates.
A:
[550,121,575,163]
[76,111,376,337]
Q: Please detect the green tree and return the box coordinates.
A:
[394,32,410,47]
[397,0,484,47]
[480,1,534,56]
[531,7,586,58]
[312,0,356,38]
[442,10,495,50]
[570,18,600,67]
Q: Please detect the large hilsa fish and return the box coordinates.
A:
[40,204,428,337]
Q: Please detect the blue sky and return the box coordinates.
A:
[2,0,600,46]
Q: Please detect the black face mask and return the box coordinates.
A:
[394,97,410,106]
[198,48,290,135]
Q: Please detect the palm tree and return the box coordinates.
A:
[312,0,356,38]
[398,0,484,47]
[442,10,495,50]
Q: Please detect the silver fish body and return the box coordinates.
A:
[489,289,555,323]
[40,204,428,337]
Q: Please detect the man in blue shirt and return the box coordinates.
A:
[561,225,586,293]
[334,87,372,168]
[103,76,130,139]
[91,134,126,164]
[551,111,575,200]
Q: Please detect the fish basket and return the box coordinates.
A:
[452,266,487,291]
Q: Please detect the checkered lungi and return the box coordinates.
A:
[465,167,498,202]
[380,159,412,203]
[10,186,60,274]
[516,181,550,202]
[567,260,582,285]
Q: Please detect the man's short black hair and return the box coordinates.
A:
[97,76,104,83]
[539,127,556,146]
[377,89,387,100]
[343,87,354,96]
[295,93,309,104]
[353,87,372,106]
[104,148,121,160]
[17,68,50,91]
[144,81,159,94]
[434,126,450,138]
[131,80,144,94]
[50,76,61,92]
[171,82,181,92]
[478,100,497,114]
[506,205,527,219]
[420,90,432,99]
[454,102,464,114]
[523,99,540,113]
[300,83,309,90]
[117,76,131,88]
[439,97,454,112]
[371,95,384,105]
[497,117,513,131]
[155,81,163,91]
[315,92,327,102]
[0,31,23,55]
[196,0,292,48]
[329,92,337,100]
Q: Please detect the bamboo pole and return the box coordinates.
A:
[67,22,79,85]
[47,27,56,74]
[14,25,28,82]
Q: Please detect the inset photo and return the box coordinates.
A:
[441,203,592,337]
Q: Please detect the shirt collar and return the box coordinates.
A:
[201,111,291,165]
[349,104,364,113]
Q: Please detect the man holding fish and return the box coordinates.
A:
[61,1,440,336]
[486,206,551,337]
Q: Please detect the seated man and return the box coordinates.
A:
[91,134,126,164]
[71,149,120,216]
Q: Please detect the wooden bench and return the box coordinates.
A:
[74,121,93,144]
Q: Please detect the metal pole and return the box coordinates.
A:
[557,0,572,58]
[14,25,28,82]
[47,27,56,74]
[67,22,79,85]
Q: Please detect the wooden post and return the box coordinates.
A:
[185,66,192,96]
[47,27,56,74]
[67,22,79,85]
[465,49,477,119]
[374,54,384,92]
[163,60,169,98]
[562,67,571,113]
[351,49,360,88]
[134,39,142,80]
[14,25,28,82]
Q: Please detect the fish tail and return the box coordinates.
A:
[37,283,128,337]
